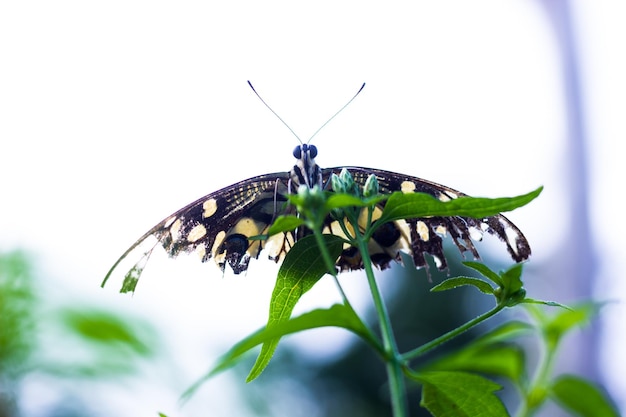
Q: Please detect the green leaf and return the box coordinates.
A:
[431,277,494,295]
[500,263,524,294]
[247,234,344,381]
[59,309,156,356]
[471,321,534,345]
[546,302,600,333]
[414,371,509,417]
[377,187,542,227]
[462,262,528,306]
[529,302,602,350]
[324,193,386,210]
[120,264,141,294]
[462,261,503,287]
[521,298,572,310]
[551,375,619,417]
[423,322,532,382]
[420,320,538,391]
[266,215,304,236]
[181,304,375,401]
[35,307,161,379]
[495,263,527,306]
[425,344,526,382]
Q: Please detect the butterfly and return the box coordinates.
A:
[102,84,531,292]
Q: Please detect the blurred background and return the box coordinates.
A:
[1,1,624,416]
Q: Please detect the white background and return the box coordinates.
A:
[1,1,624,416]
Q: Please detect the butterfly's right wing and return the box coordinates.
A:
[102,172,295,291]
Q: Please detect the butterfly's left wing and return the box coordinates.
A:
[321,166,531,272]
[102,172,296,290]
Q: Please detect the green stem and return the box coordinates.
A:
[356,233,407,417]
[310,228,352,304]
[310,225,387,360]
[401,303,505,361]
[514,329,558,417]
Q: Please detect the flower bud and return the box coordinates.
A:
[331,173,345,194]
[363,174,379,198]
[339,168,358,196]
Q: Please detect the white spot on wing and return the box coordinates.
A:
[164,216,177,228]
[502,220,521,255]
[469,227,484,242]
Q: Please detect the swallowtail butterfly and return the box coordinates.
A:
[102,84,531,291]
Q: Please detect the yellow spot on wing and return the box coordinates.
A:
[212,231,226,261]
[327,220,353,243]
[170,219,182,241]
[203,198,218,218]
[196,245,206,260]
[265,233,286,259]
[233,218,263,236]
[437,191,457,202]
[393,220,412,252]
[357,206,383,227]
[401,181,416,193]
[188,224,207,242]
[416,220,429,241]
[231,218,267,258]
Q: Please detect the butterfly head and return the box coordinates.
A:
[291,143,322,189]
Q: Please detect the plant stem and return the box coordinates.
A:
[401,303,505,361]
[310,229,353,305]
[310,227,386,358]
[356,235,408,417]
[513,326,557,417]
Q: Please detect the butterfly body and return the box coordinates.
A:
[103,144,531,291]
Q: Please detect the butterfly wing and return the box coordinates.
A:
[102,172,296,289]
[104,165,531,291]
[321,167,531,272]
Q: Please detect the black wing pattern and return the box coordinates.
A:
[102,172,294,289]
[324,167,531,272]
[103,163,531,291]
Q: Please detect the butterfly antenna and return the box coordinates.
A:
[247,80,303,144]
[307,82,366,144]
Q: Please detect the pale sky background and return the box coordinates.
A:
[1,1,625,416]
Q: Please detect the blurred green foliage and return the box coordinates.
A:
[0,251,161,417]
[0,251,36,379]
